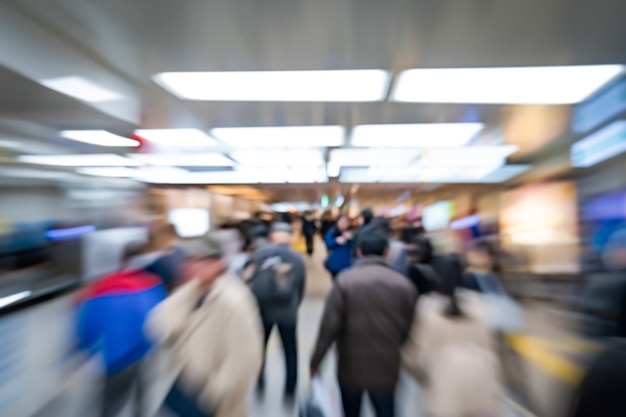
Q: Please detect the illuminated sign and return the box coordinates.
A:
[573,78,626,133]
[571,120,626,168]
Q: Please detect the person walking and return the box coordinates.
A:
[319,210,335,241]
[301,211,318,256]
[350,207,374,260]
[402,255,502,417]
[248,222,306,403]
[362,217,408,274]
[146,232,263,417]
[75,242,167,417]
[324,215,353,280]
[311,232,418,417]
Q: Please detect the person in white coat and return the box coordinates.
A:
[403,255,503,417]
[146,232,263,417]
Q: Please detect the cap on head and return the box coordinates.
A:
[180,231,224,259]
[249,224,269,239]
[270,222,293,235]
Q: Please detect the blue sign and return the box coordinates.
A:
[571,120,626,167]
[573,78,626,133]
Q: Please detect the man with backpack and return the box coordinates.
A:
[249,222,306,403]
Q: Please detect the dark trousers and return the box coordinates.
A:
[305,234,315,255]
[339,384,395,417]
[102,362,143,417]
[259,320,298,395]
[163,378,213,417]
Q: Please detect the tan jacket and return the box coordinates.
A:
[147,273,263,417]
[403,291,503,417]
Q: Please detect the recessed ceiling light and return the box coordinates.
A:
[40,76,123,103]
[128,153,234,166]
[212,126,345,147]
[61,130,139,147]
[230,149,324,166]
[18,154,142,167]
[418,145,519,165]
[327,162,341,177]
[153,70,389,102]
[392,65,625,104]
[134,129,217,147]
[140,167,327,184]
[329,148,421,166]
[351,123,484,147]
[76,167,139,177]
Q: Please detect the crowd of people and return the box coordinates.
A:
[69,208,625,417]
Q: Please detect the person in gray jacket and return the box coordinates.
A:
[249,222,306,403]
[311,232,418,417]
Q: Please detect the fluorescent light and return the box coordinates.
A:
[339,164,530,183]
[212,125,345,147]
[153,70,389,102]
[134,129,217,147]
[40,76,123,103]
[61,130,139,147]
[76,167,139,177]
[327,162,340,177]
[129,153,234,166]
[329,148,420,166]
[0,140,21,149]
[140,167,327,184]
[571,120,626,167]
[19,154,142,167]
[418,145,518,165]
[168,208,210,238]
[231,149,324,166]
[351,123,484,147]
[393,65,625,104]
[0,291,32,309]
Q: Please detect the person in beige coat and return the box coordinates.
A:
[146,232,263,417]
[403,255,503,417]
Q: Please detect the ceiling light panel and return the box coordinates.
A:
[76,167,139,177]
[134,129,217,147]
[418,145,518,166]
[129,153,234,167]
[40,76,123,102]
[18,154,142,167]
[61,130,139,147]
[212,126,345,147]
[153,70,389,102]
[230,149,324,166]
[140,167,327,184]
[393,65,625,104]
[351,123,484,147]
[329,148,421,166]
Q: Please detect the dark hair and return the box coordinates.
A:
[358,232,389,256]
[439,254,465,318]
[365,217,391,237]
[410,235,433,264]
[122,241,148,264]
[361,208,374,225]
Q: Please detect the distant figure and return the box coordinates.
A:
[319,211,335,241]
[301,211,318,256]
[311,232,418,417]
[324,215,353,280]
[351,207,374,259]
[403,255,502,417]
[406,235,439,296]
[144,223,184,293]
[75,242,167,417]
[146,232,263,417]
[248,223,306,403]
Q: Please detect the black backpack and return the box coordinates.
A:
[249,245,297,304]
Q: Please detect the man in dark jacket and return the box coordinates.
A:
[301,211,318,256]
[351,207,374,259]
[251,222,306,402]
[311,232,418,417]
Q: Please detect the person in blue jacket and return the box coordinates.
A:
[75,242,167,417]
[324,215,353,280]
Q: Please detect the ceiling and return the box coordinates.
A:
[0,0,625,201]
